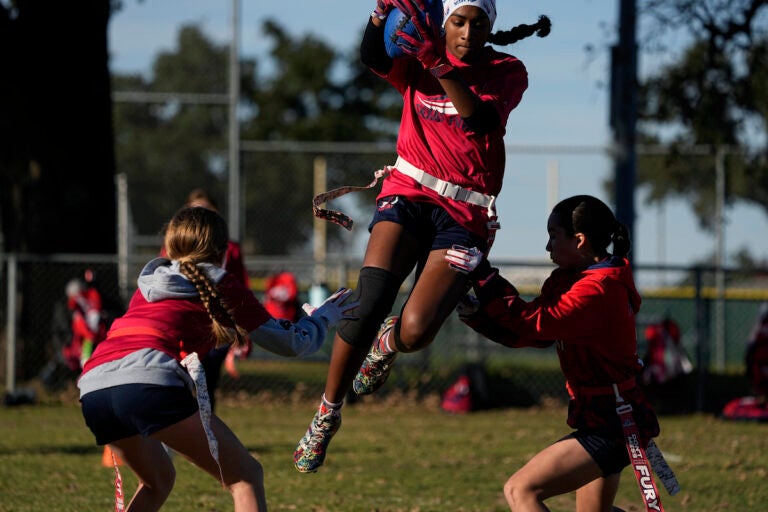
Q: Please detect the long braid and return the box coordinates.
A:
[179,261,247,349]
[488,15,551,46]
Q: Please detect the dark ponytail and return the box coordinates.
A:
[487,15,551,46]
[552,195,631,258]
[612,221,632,258]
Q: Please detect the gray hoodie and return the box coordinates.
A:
[79,258,333,397]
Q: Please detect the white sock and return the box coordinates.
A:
[378,328,396,354]
[322,393,343,410]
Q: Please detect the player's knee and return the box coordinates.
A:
[503,477,522,509]
[337,267,401,348]
[225,457,264,494]
[394,315,433,353]
[143,463,176,501]
[503,475,541,510]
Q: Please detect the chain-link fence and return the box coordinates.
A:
[117,140,757,273]
[2,252,766,413]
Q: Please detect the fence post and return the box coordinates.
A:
[313,156,327,288]
[714,146,727,370]
[5,254,17,394]
[694,266,710,412]
[116,172,130,305]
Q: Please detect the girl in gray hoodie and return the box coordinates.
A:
[78,206,357,511]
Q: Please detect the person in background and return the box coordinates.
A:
[161,188,251,408]
[642,314,687,386]
[63,269,107,371]
[293,0,551,473]
[78,206,357,511]
[263,271,301,322]
[746,302,768,402]
[640,313,693,413]
[449,195,661,511]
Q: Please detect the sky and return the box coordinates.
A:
[108,0,768,269]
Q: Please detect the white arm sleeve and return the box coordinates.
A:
[248,316,329,357]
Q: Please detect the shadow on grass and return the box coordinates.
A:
[218,360,568,410]
[216,359,755,418]
[0,444,99,456]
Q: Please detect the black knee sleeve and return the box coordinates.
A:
[337,266,402,348]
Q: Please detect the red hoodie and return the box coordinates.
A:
[465,257,659,443]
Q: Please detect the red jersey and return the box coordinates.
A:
[81,272,270,373]
[377,47,528,238]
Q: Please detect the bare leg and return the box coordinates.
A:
[153,412,267,511]
[297,220,470,472]
[503,437,608,512]
[323,221,469,400]
[396,249,470,351]
[109,437,175,512]
[323,336,371,403]
[575,474,621,512]
[322,221,422,402]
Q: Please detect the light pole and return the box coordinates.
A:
[227,0,241,240]
[610,0,637,255]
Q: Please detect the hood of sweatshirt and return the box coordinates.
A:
[137,257,227,302]
[584,256,641,314]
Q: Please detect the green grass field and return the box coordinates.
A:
[1,392,767,512]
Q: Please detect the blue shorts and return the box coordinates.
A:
[80,384,198,445]
[565,430,630,476]
[370,195,487,252]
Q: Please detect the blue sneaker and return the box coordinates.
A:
[353,316,399,395]
[293,403,341,473]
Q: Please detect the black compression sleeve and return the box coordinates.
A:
[360,18,393,74]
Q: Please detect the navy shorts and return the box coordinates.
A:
[81,384,198,445]
[565,430,630,476]
[370,195,488,252]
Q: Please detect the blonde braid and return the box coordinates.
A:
[179,261,247,348]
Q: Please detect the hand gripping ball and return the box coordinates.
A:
[384,0,443,59]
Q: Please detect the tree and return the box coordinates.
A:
[637,0,768,231]
[114,20,400,256]
[112,25,242,242]
[0,0,116,254]
[0,0,118,380]
[245,20,397,142]
[239,19,399,255]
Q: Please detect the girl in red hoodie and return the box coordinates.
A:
[447,195,660,512]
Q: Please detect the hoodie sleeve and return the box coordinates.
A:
[247,316,328,357]
[479,269,632,351]
[211,275,328,357]
[461,270,553,349]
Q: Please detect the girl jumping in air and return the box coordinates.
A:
[294,0,551,473]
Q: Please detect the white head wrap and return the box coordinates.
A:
[442,0,497,30]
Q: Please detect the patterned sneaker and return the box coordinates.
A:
[353,316,399,395]
[293,403,341,473]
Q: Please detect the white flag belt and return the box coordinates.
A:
[393,156,497,217]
